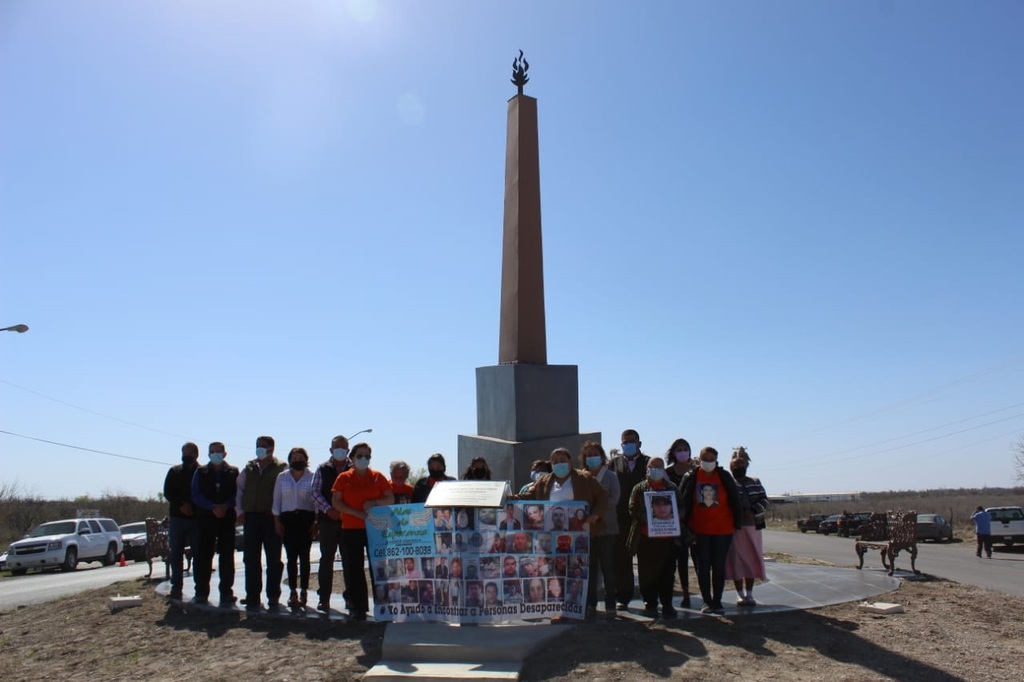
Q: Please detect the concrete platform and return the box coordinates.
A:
[154,558,902,681]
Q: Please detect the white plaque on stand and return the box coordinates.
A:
[424,480,510,508]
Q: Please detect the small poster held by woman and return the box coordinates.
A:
[644,491,681,538]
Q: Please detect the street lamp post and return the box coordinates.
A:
[348,428,373,440]
[1,324,29,333]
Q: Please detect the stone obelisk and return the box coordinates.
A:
[458,52,600,489]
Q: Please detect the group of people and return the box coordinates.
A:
[164,436,424,618]
[606,430,769,617]
[162,428,767,621]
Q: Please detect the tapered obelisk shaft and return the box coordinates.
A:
[498,92,547,365]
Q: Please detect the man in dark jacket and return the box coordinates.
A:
[607,428,649,608]
[164,442,200,601]
[411,453,456,503]
[191,442,239,606]
[310,434,351,612]
[236,435,286,610]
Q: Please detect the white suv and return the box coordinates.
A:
[6,518,123,575]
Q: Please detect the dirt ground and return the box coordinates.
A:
[1,557,1022,682]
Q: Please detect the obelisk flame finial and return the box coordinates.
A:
[511,50,529,96]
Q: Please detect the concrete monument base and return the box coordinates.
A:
[457,431,601,494]
[474,364,581,442]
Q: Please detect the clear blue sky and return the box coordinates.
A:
[2,1,1022,501]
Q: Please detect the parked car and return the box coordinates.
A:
[839,512,874,537]
[5,517,123,575]
[915,513,954,542]
[986,506,1024,547]
[120,521,149,562]
[817,514,841,535]
[798,514,828,533]
[0,552,7,571]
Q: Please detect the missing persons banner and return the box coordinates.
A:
[366,501,590,623]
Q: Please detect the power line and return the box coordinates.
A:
[0,378,195,441]
[766,411,1024,473]
[789,356,1024,438]
[0,429,172,466]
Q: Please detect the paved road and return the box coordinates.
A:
[0,558,163,611]
[0,548,329,611]
[4,534,1020,611]
[764,529,1024,596]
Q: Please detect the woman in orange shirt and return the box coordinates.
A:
[330,442,394,620]
[678,446,742,615]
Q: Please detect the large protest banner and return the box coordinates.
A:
[366,501,590,623]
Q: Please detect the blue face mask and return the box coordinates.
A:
[585,455,603,469]
[648,467,665,481]
[552,462,571,478]
[209,452,225,465]
[622,442,639,457]
[331,448,349,461]
[256,446,269,460]
[530,471,542,482]
[353,456,370,471]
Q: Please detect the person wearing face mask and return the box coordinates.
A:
[163,442,201,601]
[330,442,395,620]
[462,456,492,481]
[388,461,414,503]
[627,457,680,618]
[272,447,316,609]
[516,446,602,509]
[412,453,456,503]
[190,442,239,607]
[678,446,742,615]
[724,446,768,607]
[515,448,607,565]
[310,434,352,613]
[608,428,649,609]
[578,440,619,618]
[665,438,697,609]
[235,435,287,611]
[518,460,553,494]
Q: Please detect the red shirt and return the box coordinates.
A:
[390,481,414,504]
[330,468,391,530]
[689,468,734,536]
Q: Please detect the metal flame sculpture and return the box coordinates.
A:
[511,50,529,95]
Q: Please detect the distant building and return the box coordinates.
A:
[773,492,862,504]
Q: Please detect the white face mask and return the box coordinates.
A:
[700,461,717,473]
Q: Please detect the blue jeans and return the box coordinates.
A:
[694,533,733,608]
[243,512,283,604]
[168,515,199,592]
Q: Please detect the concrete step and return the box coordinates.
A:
[364,661,520,682]
[380,622,568,663]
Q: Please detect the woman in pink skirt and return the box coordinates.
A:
[725,447,769,606]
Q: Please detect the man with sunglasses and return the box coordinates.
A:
[330,441,394,621]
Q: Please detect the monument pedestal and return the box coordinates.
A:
[458,364,600,491]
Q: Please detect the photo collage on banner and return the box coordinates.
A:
[366,500,590,623]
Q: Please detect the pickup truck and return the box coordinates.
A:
[798,514,828,533]
[986,506,1024,547]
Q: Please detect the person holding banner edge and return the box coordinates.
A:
[330,442,394,620]
[580,440,620,618]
